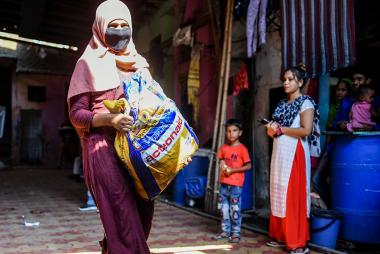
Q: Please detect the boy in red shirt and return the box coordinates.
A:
[212,118,251,243]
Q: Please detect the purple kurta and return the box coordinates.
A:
[69,86,154,254]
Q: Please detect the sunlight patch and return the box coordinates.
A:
[0,31,78,51]
[0,38,17,50]
[55,252,100,254]
[150,244,233,253]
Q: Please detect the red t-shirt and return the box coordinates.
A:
[217,143,251,187]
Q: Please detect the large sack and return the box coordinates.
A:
[104,71,198,200]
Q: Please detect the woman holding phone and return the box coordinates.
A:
[265,65,320,254]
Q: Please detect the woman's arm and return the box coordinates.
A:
[281,108,314,138]
[92,113,133,132]
[69,93,133,132]
[68,94,95,133]
[266,108,314,139]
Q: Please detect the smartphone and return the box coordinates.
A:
[258,118,270,124]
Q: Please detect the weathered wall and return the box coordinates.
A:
[135,0,218,147]
[134,0,177,99]
[11,73,70,167]
[252,30,282,213]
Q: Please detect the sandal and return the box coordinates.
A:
[266,240,286,247]
[211,232,230,240]
[290,247,310,254]
[228,235,241,244]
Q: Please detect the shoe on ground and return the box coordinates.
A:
[211,232,230,240]
[290,247,309,254]
[228,235,241,244]
[78,204,97,212]
[266,240,286,247]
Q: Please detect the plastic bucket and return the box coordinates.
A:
[172,148,211,205]
[185,176,207,199]
[310,209,341,249]
[241,169,253,210]
[331,133,380,243]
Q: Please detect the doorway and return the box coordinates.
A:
[20,109,43,164]
[0,67,12,162]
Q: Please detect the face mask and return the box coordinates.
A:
[105,27,131,52]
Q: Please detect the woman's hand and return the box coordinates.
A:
[266,121,280,138]
[110,113,133,132]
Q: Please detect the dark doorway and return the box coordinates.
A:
[20,110,43,164]
[0,67,12,162]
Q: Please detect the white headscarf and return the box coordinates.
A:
[68,0,148,100]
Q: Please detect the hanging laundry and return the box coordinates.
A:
[306,78,319,103]
[246,0,268,57]
[187,44,203,127]
[280,0,356,77]
[233,63,249,96]
[172,25,193,47]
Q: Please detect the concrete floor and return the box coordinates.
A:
[0,167,290,254]
[1,167,377,254]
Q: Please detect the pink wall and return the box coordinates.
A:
[12,73,70,167]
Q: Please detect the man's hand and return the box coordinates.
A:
[338,121,348,130]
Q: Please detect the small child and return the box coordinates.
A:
[347,85,376,132]
[212,118,251,244]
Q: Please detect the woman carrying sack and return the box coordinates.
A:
[68,1,154,252]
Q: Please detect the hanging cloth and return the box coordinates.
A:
[306,78,319,103]
[246,0,268,57]
[187,44,202,127]
[280,0,356,77]
[233,63,249,96]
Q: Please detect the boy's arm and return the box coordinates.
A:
[217,145,226,172]
[219,159,226,171]
[225,162,251,176]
